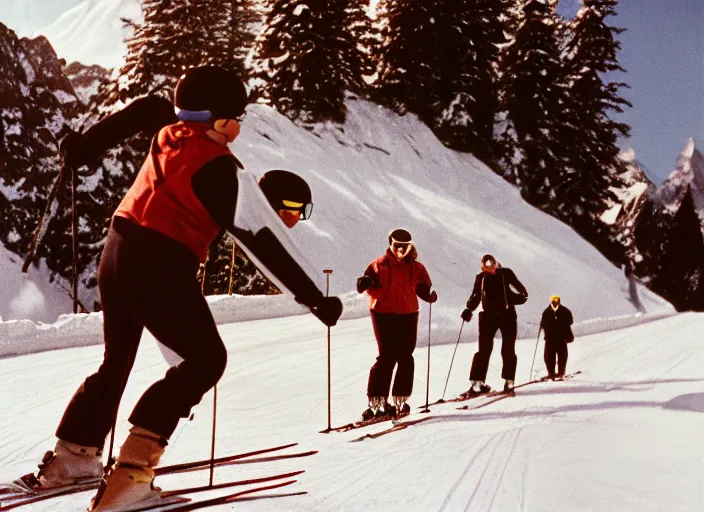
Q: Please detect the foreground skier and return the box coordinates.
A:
[25,66,342,511]
[356,229,437,420]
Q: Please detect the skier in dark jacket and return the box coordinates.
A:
[540,295,573,380]
[24,66,342,511]
[356,229,437,420]
[460,254,528,395]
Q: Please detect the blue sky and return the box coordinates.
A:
[558,0,704,183]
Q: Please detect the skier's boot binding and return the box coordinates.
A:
[464,380,491,398]
[393,396,411,416]
[361,397,378,421]
[379,398,396,418]
[89,426,166,512]
[503,379,515,393]
[34,439,103,489]
[363,397,386,420]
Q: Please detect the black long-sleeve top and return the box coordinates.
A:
[466,267,528,313]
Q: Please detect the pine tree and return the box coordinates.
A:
[215,0,262,80]
[252,0,372,125]
[374,0,441,123]
[499,0,569,205]
[432,0,511,167]
[0,28,82,283]
[640,188,704,311]
[557,0,631,243]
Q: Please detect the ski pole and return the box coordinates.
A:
[22,162,69,273]
[323,269,333,432]
[421,303,432,413]
[71,164,79,313]
[209,385,217,486]
[529,327,542,380]
[228,239,237,295]
[106,360,134,469]
[439,320,465,403]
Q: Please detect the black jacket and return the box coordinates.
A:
[466,267,528,314]
[540,305,574,342]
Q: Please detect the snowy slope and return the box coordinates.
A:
[0,0,86,38]
[0,245,73,324]
[0,311,702,511]
[0,0,140,68]
[0,98,673,352]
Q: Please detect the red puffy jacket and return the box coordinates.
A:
[362,248,433,314]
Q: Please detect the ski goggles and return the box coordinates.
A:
[281,199,314,220]
[390,238,413,257]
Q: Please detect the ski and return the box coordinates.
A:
[0,471,303,511]
[419,387,499,409]
[323,409,410,433]
[156,448,318,475]
[0,442,314,506]
[147,479,303,512]
[352,371,582,441]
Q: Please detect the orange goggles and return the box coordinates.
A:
[281,199,313,220]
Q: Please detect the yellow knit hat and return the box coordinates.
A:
[549,295,561,302]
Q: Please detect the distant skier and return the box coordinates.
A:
[460,254,528,395]
[540,295,574,380]
[356,229,437,420]
[24,66,342,512]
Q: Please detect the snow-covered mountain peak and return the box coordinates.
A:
[654,138,704,211]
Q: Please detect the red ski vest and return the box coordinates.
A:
[115,122,231,261]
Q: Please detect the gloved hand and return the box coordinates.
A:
[460,308,473,323]
[59,130,87,168]
[59,129,99,173]
[428,290,438,303]
[357,275,381,293]
[310,296,343,327]
[356,275,372,293]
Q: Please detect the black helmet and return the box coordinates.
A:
[258,170,314,220]
[388,228,412,246]
[481,254,497,271]
[174,66,248,121]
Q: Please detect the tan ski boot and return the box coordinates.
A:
[35,440,103,489]
[89,427,167,512]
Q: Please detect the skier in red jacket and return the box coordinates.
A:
[356,229,437,420]
[20,66,342,511]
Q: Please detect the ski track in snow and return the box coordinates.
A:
[1,313,704,511]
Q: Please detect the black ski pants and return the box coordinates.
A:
[544,339,568,377]
[367,312,418,399]
[56,217,227,449]
[469,310,518,382]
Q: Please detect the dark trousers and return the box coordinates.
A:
[367,312,418,398]
[56,217,227,449]
[544,339,568,377]
[469,310,518,382]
